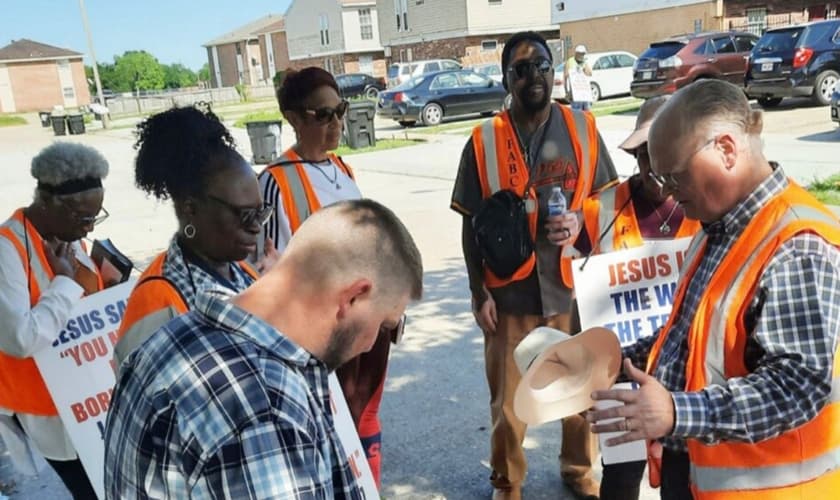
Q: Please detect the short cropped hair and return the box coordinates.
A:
[277,67,340,114]
[669,79,763,141]
[31,142,109,186]
[501,31,553,91]
[290,199,423,301]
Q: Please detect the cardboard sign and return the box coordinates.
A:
[568,70,593,103]
[33,280,135,499]
[328,374,380,499]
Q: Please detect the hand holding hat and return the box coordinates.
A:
[587,359,675,446]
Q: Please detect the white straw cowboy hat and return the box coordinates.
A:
[618,95,670,152]
[513,327,621,425]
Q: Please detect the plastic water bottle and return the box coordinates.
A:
[547,186,566,217]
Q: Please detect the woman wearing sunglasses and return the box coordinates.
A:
[258,66,391,487]
[0,142,109,499]
[114,105,277,367]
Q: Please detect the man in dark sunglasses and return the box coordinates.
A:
[451,31,619,500]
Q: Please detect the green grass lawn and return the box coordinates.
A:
[232,110,284,128]
[807,174,840,205]
[332,138,424,156]
[0,114,27,127]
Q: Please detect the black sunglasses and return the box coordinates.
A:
[508,58,552,80]
[205,195,273,228]
[301,100,349,124]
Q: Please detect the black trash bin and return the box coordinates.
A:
[245,120,283,164]
[344,101,376,149]
[38,112,51,128]
[67,114,86,135]
[50,115,67,136]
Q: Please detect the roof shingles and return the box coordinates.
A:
[0,39,82,62]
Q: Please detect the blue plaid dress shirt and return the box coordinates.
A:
[624,167,840,452]
[104,289,363,499]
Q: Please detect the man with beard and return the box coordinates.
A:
[104,199,423,499]
[451,31,618,500]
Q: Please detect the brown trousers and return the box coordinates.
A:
[484,311,598,489]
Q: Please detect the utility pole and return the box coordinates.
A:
[78,0,110,129]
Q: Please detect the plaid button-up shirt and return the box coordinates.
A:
[104,289,363,499]
[625,167,840,451]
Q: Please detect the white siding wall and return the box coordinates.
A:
[551,0,711,24]
[342,6,384,52]
[376,0,468,46]
[465,0,554,34]
[286,0,345,59]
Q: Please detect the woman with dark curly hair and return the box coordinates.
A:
[114,105,276,366]
[258,67,392,487]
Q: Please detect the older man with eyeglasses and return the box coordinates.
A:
[451,30,618,500]
[588,79,840,499]
[0,142,110,499]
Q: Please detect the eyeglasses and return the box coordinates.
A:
[380,314,406,344]
[507,58,552,80]
[55,197,109,226]
[648,137,717,193]
[300,100,349,124]
[205,195,273,227]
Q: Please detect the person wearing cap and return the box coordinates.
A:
[569,96,700,500]
[0,142,110,499]
[588,79,840,499]
[564,45,593,111]
[451,30,618,500]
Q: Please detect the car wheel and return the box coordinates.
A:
[813,70,839,106]
[590,82,601,103]
[757,97,783,108]
[421,102,443,126]
[365,86,380,100]
[397,120,416,127]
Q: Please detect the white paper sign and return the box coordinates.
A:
[572,238,693,347]
[569,70,593,103]
[593,382,646,464]
[33,280,135,499]
[328,374,380,499]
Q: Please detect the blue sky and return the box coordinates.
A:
[1,0,294,70]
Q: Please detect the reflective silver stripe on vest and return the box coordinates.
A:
[113,307,179,368]
[480,119,501,194]
[706,205,839,386]
[692,431,840,492]
[570,109,592,198]
[1,218,52,293]
[597,185,617,252]
[276,153,312,228]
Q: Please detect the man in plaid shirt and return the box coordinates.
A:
[588,80,840,498]
[104,199,423,499]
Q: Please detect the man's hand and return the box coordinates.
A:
[255,237,280,275]
[44,238,77,278]
[586,359,675,446]
[545,211,581,246]
[472,287,497,334]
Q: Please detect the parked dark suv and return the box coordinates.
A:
[745,19,840,107]
[631,31,758,98]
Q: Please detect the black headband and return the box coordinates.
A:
[37,177,102,195]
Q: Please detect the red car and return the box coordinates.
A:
[631,31,758,98]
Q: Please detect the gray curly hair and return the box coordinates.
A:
[31,142,109,186]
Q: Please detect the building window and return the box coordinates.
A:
[62,87,75,99]
[746,7,767,36]
[319,14,330,46]
[481,40,498,52]
[394,0,409,32]
[359,8,374,40]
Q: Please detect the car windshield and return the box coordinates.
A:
[387,65,400,78]
[640,42,685,59]
[394,75,424,90]
[754,28,804,52]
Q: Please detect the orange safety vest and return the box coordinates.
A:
[114,251,258,366]
[584,180,701,253]
[259,148,355,233]
[646,183,840,499]
[472,103,598,289]
[0,209,103,415]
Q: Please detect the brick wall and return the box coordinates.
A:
[287,52,387,78]
[70,60,91,106]
[260,31,291,78]
[216,43,241,88]
[7,60,64,112]
[386,31,554,66]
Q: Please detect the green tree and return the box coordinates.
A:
[198,63,211,83]
[163,63,198,89]
[111,51,165,92]
[85,63,117,93]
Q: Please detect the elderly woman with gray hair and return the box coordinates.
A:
[0,142,109,498]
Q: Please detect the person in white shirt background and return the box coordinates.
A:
[564,45,594,111]
[0,142,110,499]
